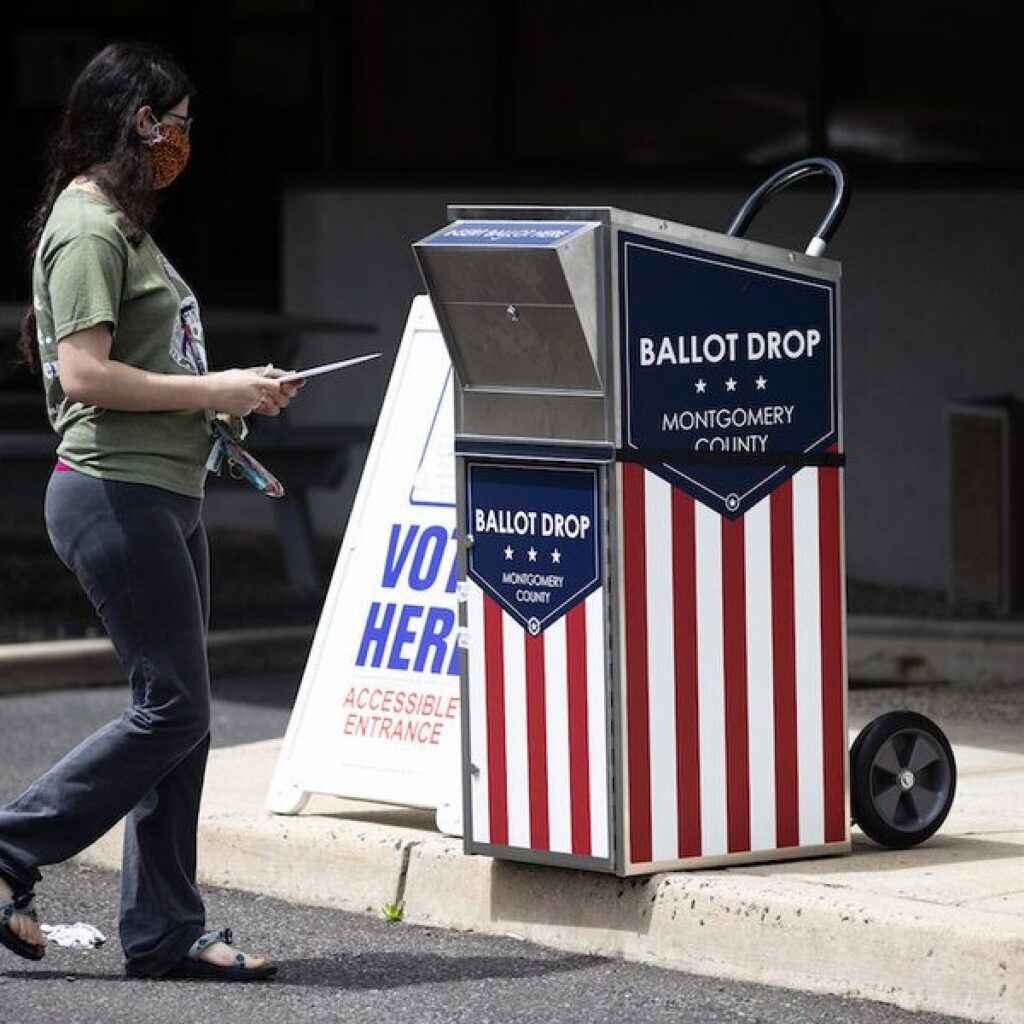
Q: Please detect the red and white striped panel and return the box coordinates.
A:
[466,585,610,859]
[620,462,846,866]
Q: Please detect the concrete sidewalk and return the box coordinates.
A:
[76,682,1023,1024]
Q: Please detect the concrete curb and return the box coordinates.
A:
[0,626,313,694]
[848,615,1024,687]
[79,739,411,917]
[83,814,408,920]
[74,737,1024,1024]
[400,838,1022,1023]
[5,614,1024,694]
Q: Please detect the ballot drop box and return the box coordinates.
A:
[413,197,849,875]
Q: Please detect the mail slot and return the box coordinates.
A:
[415,220,608,443]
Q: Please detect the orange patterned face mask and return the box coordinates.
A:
[144,116,190,190]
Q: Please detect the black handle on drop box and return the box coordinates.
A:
[726,157,849,257]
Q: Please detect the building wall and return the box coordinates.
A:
[204,185,1024,593]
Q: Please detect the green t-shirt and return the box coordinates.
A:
[33,184,214,498]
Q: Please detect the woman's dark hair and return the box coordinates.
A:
[16,41,195,373]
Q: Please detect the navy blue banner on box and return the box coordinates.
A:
[619,231,839,518]
[466,463,601,636]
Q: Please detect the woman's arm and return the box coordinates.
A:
[58,323,283,417]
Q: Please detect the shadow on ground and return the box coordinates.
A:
[211,672,302,710]
[3,951,596,990]
[833,834,1024,873]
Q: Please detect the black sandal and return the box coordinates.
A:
[1,891,46,962]
[161,928,277,982]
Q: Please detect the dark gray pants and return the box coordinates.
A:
[0,467,212,976]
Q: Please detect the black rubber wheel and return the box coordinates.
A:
[850,711,956,849]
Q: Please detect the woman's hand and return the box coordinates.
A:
[243,366,306,416]
[203,368,284,417]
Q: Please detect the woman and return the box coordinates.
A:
[0,42,304,981]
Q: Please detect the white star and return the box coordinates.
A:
[504,545,514,560]
[695,379,707,394]
[551,549,561,564]
[755,376,767,391]
[527,547,537,562]
[725,377,737,392]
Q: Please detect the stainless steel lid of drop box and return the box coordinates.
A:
[412,209,615,451]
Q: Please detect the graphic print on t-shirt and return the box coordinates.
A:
[159,252,207,375]
[171,296,207,374]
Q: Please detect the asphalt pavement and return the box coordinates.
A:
[0,672,976,1024]
[1,858,968,1024]
[0,670,298,787]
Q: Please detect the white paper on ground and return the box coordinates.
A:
[41,922,106,949]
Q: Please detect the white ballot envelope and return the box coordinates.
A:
[275,352,381,383]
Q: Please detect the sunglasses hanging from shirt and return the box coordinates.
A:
[175,310,287,499]
[205,415,286,499]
